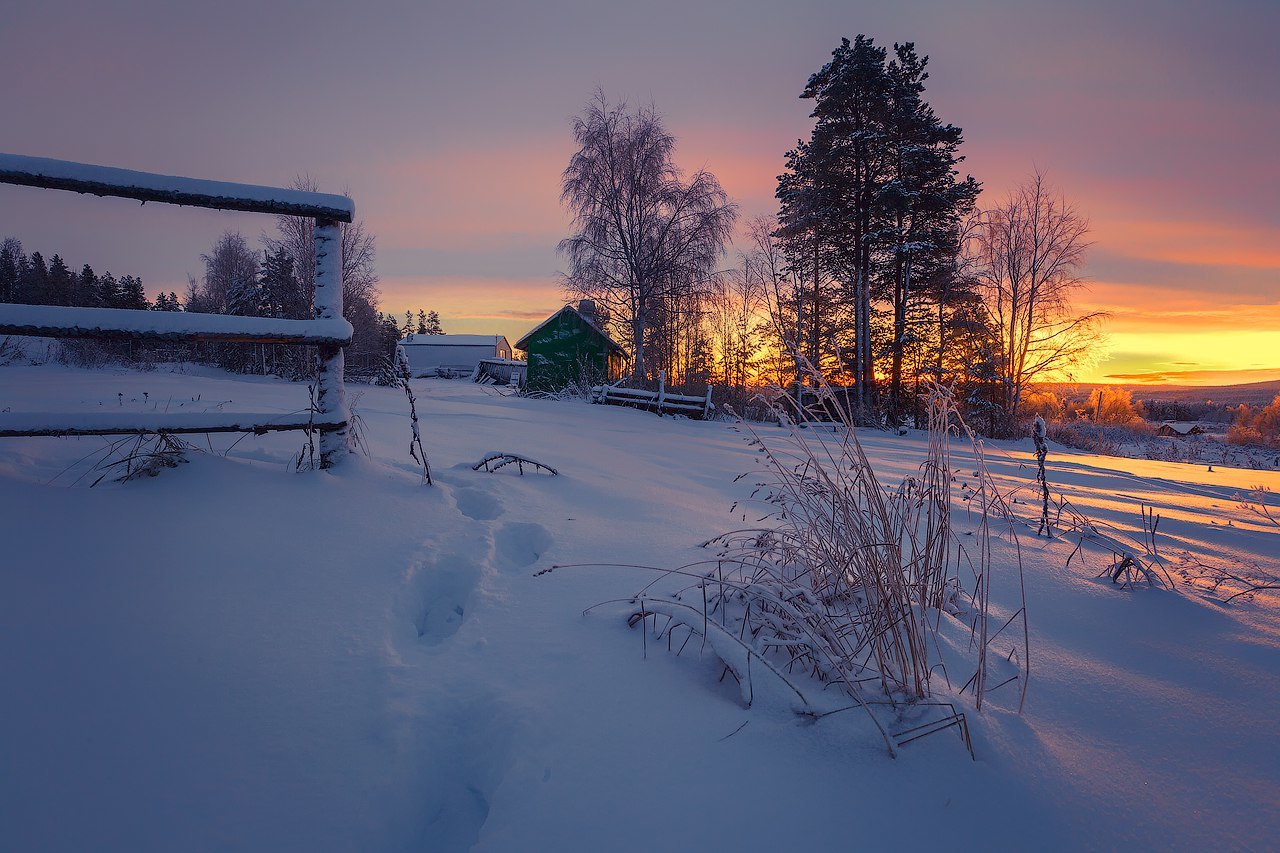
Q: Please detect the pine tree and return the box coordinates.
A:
[258,247,302,318]
[416,309,428,335]
[97,272,119,308]
[878,43,980,421]
[0,238,20,303]
[117,274,149,310]
[226,272,262,317]
[75,264,100,307]
[47,254,73,306]
[425,310,444,335]
[18,251,49,304]
[152,291,182,311]
[778,36,977,420]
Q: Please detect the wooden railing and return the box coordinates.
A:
[592,370,714,419]
[0,153,355,467]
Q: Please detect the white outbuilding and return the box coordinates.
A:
[398,333,513,378]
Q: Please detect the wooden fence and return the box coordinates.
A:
[0,153,355,467]
[592,370,714,419]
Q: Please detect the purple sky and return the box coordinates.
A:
[2,0,1277,383]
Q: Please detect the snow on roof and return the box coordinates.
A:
[514,305,628,356]
[0,153,355,222]
[400,334,509,347]
[1158,422,1205,435]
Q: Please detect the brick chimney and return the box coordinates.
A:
[577,299,597,325]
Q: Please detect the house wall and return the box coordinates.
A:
[523,312,618,392]
[401,344,496,377]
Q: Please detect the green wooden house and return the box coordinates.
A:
[515,301,628,393]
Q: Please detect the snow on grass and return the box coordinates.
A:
[1,364,1278,851]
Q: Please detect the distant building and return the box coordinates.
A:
[514,301,628,393]
[1156,422,1205,437]
[399,333,512,378]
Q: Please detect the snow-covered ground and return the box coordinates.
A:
[1,365,1277,852]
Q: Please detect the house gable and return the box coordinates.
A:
[516,305,627,392]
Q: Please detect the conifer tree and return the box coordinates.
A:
[0,238,20,303]
[258,247,302,319]
[777,36,979,420]
[878,43,980,421]
[97,272,119,308]
[75,264,99,307]
[47,255,73,306]
[117,275,149,310]
[19,251,49,304]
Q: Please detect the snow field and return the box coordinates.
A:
[0,365,1277,851]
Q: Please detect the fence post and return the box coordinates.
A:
[657,369,666,416]
[314,219,349,468]
[704,384,714,419]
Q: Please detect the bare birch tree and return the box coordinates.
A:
[194,231,257,314]
[262,175,378,316]
[972,172,1102,432]
[559,90,737,382]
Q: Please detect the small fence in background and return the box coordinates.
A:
[474,358,526,386]
[592,370,714,419]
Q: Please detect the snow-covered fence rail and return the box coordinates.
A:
[0,154,354,222]
[0,412,343,438]
[592,371,714,419]
[0,305,352,345]
[0,153,354,466]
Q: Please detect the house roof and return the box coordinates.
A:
[514,305,628,357]
[401,333,510,348]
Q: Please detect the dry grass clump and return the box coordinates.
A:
[1047,420,1153,455]
[575,377,1031,758]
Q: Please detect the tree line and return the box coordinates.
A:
[560,36,1100,436]
[0,237,174,312]
[402,309,444,336]
[2,178,409,383]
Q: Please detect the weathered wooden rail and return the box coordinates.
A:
[0,153,354,466]
[592,370,714,419]
[0,412,345,438]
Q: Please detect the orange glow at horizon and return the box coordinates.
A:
[366,128,1280,391]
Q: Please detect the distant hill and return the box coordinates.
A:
[1047,380,1280,408]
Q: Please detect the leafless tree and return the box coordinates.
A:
[262,176,384,375]
[971,172,1102,431]
[192,231,257,314]
[559,90,738,382]
[743,216,807,387]
[263,175,379,317]
[706,256,765,392]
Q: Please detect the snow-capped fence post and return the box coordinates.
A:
[703,384,714,419]
[657,370,667,416]
[314,219,349,468]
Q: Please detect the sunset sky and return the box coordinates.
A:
[2,0,1276,385]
